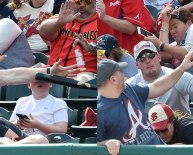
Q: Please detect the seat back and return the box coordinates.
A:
[67,78,97,98]
[145,5,159,21]
[33,52,48,64]
[46,133,80,143]
[84,137,97,144]
[0,107,12,120]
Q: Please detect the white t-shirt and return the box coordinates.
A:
[14,0,54,52]
[10,94,68,135]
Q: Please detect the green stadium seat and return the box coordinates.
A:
[0,107,12,120]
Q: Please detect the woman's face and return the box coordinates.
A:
[169,18,191,44]
[155,122,175,143]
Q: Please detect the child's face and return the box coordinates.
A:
[28,81,52,94]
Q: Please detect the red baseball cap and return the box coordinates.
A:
[148,104,174,130]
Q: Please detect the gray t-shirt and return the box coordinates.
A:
[118,53,138,79]
[126,66,193,114]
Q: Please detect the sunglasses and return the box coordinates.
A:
[74,0,93,5]
[155,128,168,134]
[137,53,156,63]
[170,9,180,18]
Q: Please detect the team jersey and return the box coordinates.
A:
[98,0,154,55]
[48,13,97,74]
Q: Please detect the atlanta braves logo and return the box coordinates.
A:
[151,112,157,121]
[122,100,150,143]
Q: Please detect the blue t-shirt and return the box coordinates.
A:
[97,83,164,145]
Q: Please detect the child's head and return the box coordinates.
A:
[28,81,52,98]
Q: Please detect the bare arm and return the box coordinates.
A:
[148,50,193,99]
[145,35,188,61]
[96,0,136,35]
[40,2,80,40]
[0,59,81,86]
[181,2,193,12]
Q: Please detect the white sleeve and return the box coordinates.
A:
[53,99,68,123]
[0,18,22,54]
[184,25,193,52]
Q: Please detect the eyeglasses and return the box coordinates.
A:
[74,0,93,5]
[155,128,169,134]
[170,9,180,18]
[137,53,156,63]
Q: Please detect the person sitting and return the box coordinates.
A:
[40,0,97,82]
[126,41,193,114]
[97,34,138,79]
[149,103,193,144]
[10,80,68,136]
[145,9,193,74]
[0,18,35,69]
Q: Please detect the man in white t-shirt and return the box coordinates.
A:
[10,80,68,136]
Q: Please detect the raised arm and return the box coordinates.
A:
[40,2,80,40]
[96,0,136,35]
[148,49,193,99]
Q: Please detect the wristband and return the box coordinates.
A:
[46,67,51,74]
[160,28,169,33]
[158,42,165,52]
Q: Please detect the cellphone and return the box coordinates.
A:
[137,26,154,37]
[16,113,30,120]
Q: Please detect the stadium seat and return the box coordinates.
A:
[70,125,97,139]
[84,137,97,144]
[33,52,48,64]
[67,78,97,98]
[46,133,80,143]
[68,108,79,127]
[145,5,159,21]
[0,107,12,120]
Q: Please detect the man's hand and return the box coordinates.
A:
[96,0,106,20]
[73,34,92,52]
[57,2,80,25]
[50,59,85,77]
[105,139,121,155]
[0,55,7,62]
[178,49,193,72]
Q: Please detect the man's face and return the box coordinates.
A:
[136,50,161,79]
[72,0,96,21]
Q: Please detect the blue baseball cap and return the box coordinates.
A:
[97,34,119,57]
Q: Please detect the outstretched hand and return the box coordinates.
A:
[50,59,85,77]
[179,49,193,72]
[58,1,80,25]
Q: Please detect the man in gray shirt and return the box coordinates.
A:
[126,41,193,114]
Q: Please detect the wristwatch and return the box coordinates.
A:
[158,42,165,52]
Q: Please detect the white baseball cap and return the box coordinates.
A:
[148,104,174,130]
[134,41,158,60]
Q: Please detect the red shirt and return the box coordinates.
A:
[98,0,154,55]
[48,14,97,73]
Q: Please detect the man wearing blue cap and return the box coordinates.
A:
[97,51,193,154]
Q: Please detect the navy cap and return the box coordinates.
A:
[97,34,119,57]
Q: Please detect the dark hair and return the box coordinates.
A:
[110,47,127,61]
[171,9,193,23]
[8,0,29,9]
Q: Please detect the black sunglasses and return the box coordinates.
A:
[137,53,156,63]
